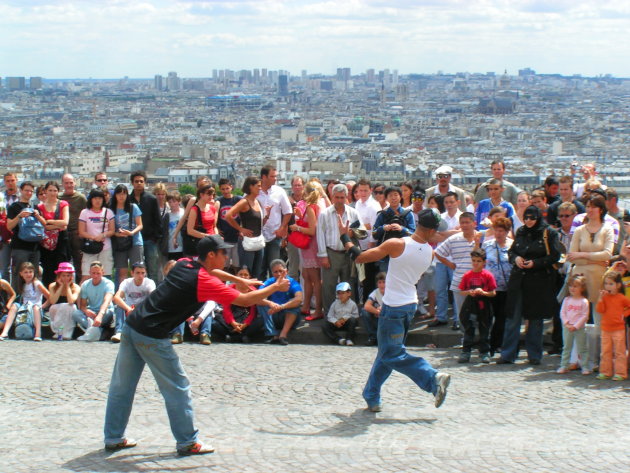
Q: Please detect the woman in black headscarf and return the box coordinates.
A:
[497,205,561,365]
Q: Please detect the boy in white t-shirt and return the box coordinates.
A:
[166,192,184,260]
[360,272,386,346]
[112,262,156,342]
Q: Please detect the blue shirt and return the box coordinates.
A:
[81,278,115,312]
[372,205,416,243]
[114,204,143,246]
[259,276,302,305]
[475,199,515,230]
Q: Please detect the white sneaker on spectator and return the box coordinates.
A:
[346,339,354,346]
[338,338,346,345]
[78,326,100,342]
[111,332,122,343]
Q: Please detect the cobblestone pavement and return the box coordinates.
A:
[1,340,629,473]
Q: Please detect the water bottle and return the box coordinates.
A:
[187,317,199,336]
[57,325,63,341]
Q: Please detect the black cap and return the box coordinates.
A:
[418,208,448,231]
[412,190,425,200]
[197,235,233,260]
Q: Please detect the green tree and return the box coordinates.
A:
[178,184,196,196]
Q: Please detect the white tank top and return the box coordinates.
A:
[382,236,433,307]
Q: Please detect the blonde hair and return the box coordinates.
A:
[153,182,168,195]
[304,182,321,205]
[567,274,588,299]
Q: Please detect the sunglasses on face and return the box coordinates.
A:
[523,216,537,221]
[558,214,573,218]
[373,190,384,195]
[96,178,108,182]
[412,197,424,202]
[436,174,451,179]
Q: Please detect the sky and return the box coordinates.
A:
[1,0,630,79]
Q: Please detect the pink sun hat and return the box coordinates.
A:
[54,262,75,274]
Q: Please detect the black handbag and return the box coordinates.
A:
[81,209,107,255]
[112,208,133,252]
[182,205,205,256]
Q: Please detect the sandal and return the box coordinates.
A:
[305,313,324,321]
[34,337,42,342]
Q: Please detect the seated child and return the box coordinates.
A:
[322,281,359,346]
[361,272,386,346]
[212,266,264,343]
[457,249,496,364]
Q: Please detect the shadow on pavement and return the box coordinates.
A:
[256,408,436,438]
[63,449,211,472]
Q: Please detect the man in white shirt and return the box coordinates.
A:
[317,184,364,314]
[257,165,292,280]
[354,179,381,302]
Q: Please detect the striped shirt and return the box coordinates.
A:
[435,234,476,291]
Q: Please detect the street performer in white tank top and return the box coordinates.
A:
[338,208,452,412]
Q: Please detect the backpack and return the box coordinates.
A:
[18,209,45,242]
[14,302,35,340]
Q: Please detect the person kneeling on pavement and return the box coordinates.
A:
[73,261,115,341]
[256,259,303,345]
[323,281,359,346]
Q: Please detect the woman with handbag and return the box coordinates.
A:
[37,181,70,287]
[182,184,220,258]
[289,182,323,320]
[110,185,144,284]
[225,176,267,281]
[78,189,115,282]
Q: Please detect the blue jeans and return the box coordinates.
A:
[434,262,453,322]
[143,240,161,283]
[257,304,301,337]
[73,308,115,330]
[104,325,198,448]
[170,317,212,336]
[261,237,282,280]
[238,242,264,282]
[363,303,438,408]
[500,292,544,362]
[360,308,378,341]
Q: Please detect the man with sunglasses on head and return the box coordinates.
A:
[104,235,290,456]
[425,165,467,212]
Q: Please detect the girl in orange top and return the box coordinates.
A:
[595,271,630,380]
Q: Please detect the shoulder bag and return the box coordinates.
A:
[242,203,265,252]
[112,208,134,252]
[81,209,107,254]
[182,205,205,256]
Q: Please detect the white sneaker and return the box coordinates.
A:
[346,339,354,346]
[338,338,346,345]
[434,372,451,408]
[111,332,122,343]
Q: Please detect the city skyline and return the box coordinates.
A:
[1,0,630,79]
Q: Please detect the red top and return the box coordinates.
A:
[459,269,497,292]
[222,284,257,325]
[596,292,630,332]
[37,200,69,220]
[192,203,217,235]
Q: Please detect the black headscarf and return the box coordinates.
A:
[520,205,547,237]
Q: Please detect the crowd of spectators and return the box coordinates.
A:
[0,161,629,380]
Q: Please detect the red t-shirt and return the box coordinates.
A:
[459,269,497,292]
[37,200,69,220]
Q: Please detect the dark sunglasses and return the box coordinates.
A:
[436,174,451,179]
[96,178,108,182]
[558,214,573,218]
[373,190,384,195]
[523,216,537,221]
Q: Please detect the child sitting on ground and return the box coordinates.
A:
[322,282,359,346]
[595,271,630,380]
[457,248,496,364]
[361,272,386,346]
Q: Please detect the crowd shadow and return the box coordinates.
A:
[256,408,436,438]
[63,449,210,473]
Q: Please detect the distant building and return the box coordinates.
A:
[478,97,516,114]
[154,75,163,90]
[6,77,25,90]
[205,93,267,109]
[29,77,43,90]
[278,75,289,96]
[167,72,180,91]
